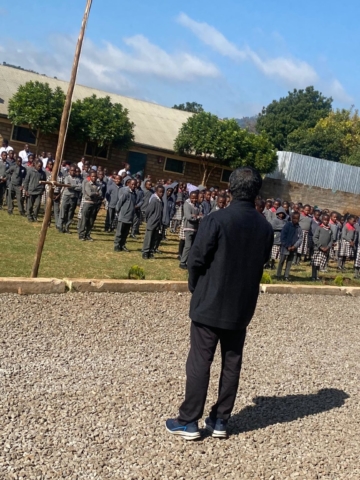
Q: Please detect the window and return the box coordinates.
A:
[84,142,108,159]
[164,158,185,174]
[221,169,232,183]
[11,126,37,145]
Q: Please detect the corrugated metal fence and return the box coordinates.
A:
[266,151,360,195]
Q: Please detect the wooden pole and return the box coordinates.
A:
[31,0,93,278]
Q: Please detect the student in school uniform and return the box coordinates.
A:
[0,151,9,209]
[59,164,83,233]
[310,209,322,264]
[329,211,340,261]
[161,182,178,240]
[171,191,184,233]
[255,198,265,215]
[338,215,356,270]
[142,185,165,259]
[200,190,212,217]
[23,160,47,222]
[270,206,287,270]
[114,178,137,252]
[354,218,360,279]
[45,160,64,227]
[78,170,103,241]
[179,191,202,269]
[7,157,26,216]
[130,179,144,239]
[294,204,313,265]
[311,214,333,281]
[210,195,226,212]
[105,175,122,232]
[276,212,302,281]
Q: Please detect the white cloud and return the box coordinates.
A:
[177,12,319,88]
[0,32,220,95]
[326,79,353,104]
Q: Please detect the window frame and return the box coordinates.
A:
[84,142,109,160]
[220,168,232,184]
[11,125,38,145]
[163,157,186,175]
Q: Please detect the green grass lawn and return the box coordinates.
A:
[1,207,359,285]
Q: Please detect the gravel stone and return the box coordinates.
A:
[0,292,359,479]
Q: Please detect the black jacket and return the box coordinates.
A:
[188,200,273,330]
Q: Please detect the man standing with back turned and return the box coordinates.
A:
[166,167,273,440]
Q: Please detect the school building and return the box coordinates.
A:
[0,64,232,187]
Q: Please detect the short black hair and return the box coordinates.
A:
[291,211,300,218]
[155,185,165,192]
[229,167,262,202]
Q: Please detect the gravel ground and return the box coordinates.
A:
[0,292,359,480]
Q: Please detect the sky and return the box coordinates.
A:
[0,0,359,118]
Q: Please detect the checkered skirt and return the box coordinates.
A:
[271,244,281,260]
[297,230,312,255]
[339,239,354,259]
[179,218,185,240]
[312,250,328,269]
[173,204,183,221]
[354,248,360,268]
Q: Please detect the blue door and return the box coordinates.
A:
[128,152,147,177]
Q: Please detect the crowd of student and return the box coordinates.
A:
[1,138,359,280]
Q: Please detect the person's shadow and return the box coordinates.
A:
[228,388,349,435]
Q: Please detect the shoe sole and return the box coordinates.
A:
[204,423,228,438]
[165,425,200,440]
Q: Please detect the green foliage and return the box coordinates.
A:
[256,86,332,150]
[172,102,204,113]
[128,265,145,280]
[287,109,360,163]
[8,81,65,143]
[174,113,277,185]
[334,275,344,287]
[261,272,273,284]
[69,95,135,159]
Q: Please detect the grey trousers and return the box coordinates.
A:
[105,207,116,231]
[114,221,132,249]
[143,228,159,254]
[276,252,295,278]
[0,182,6,206]
[53,198,61,226]
[132,209,141,235]
[27,194,42,219]
[60,196,78,230]
[180,230,197,266]
[8,185,24,214]
[78,202,97,238]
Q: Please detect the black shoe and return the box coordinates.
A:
[149,252,154,259]
[179,263,187,270]
[65,229,71,235]
[33,217,38,222]
[130,234,137,239]
[86,236,94,242]
[20,212,26,217]
[121,246,129,252]
[8,211,13,215]
[27,217,34,222]
[284,277,291,282]
[142,253,149,260]
[154,249,162,254]
[114,246,121,252]
[79,237,86,241]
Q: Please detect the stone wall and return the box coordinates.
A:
[261,177,360,215]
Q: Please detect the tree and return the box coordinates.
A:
[287,109,360,163]
[8,81,65,152]
[69,95,135,160]
[172,102,204,113]
[174,113,277,185]
[256,86,333,150]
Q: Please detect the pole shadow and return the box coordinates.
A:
[228,388,349,435]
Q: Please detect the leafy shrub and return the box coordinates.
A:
[261,272,273,284]
[334,275,344,287]
[128,265,145,280]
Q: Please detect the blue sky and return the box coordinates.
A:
[0,0,358,118]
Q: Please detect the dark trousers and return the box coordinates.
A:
[276,252,295,278]
[143,228,160,254]
[105,207,116,231]
[132,209,141,235]
[78,202,97,238]
[179,321,247,423]
[114,221,131,249]
[0,182,6,207]
[8,185,24,214]
[53,198,61,226]
[60,196,78,230]
[27,193,42,219]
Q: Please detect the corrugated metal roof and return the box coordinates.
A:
[266,151,360,195]
[0,65,193,152]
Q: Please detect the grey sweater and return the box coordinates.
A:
[341,224,356,242]
[116,187,136,223]
[23,168,46,195]
[183,201,200,231]
[83,180,103,204]
[62,175,83,199]
[299,214,313,232]
[145,195,163,230]
[9,164,27,186]
[313,226,333,250]
[0,160,8,181]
